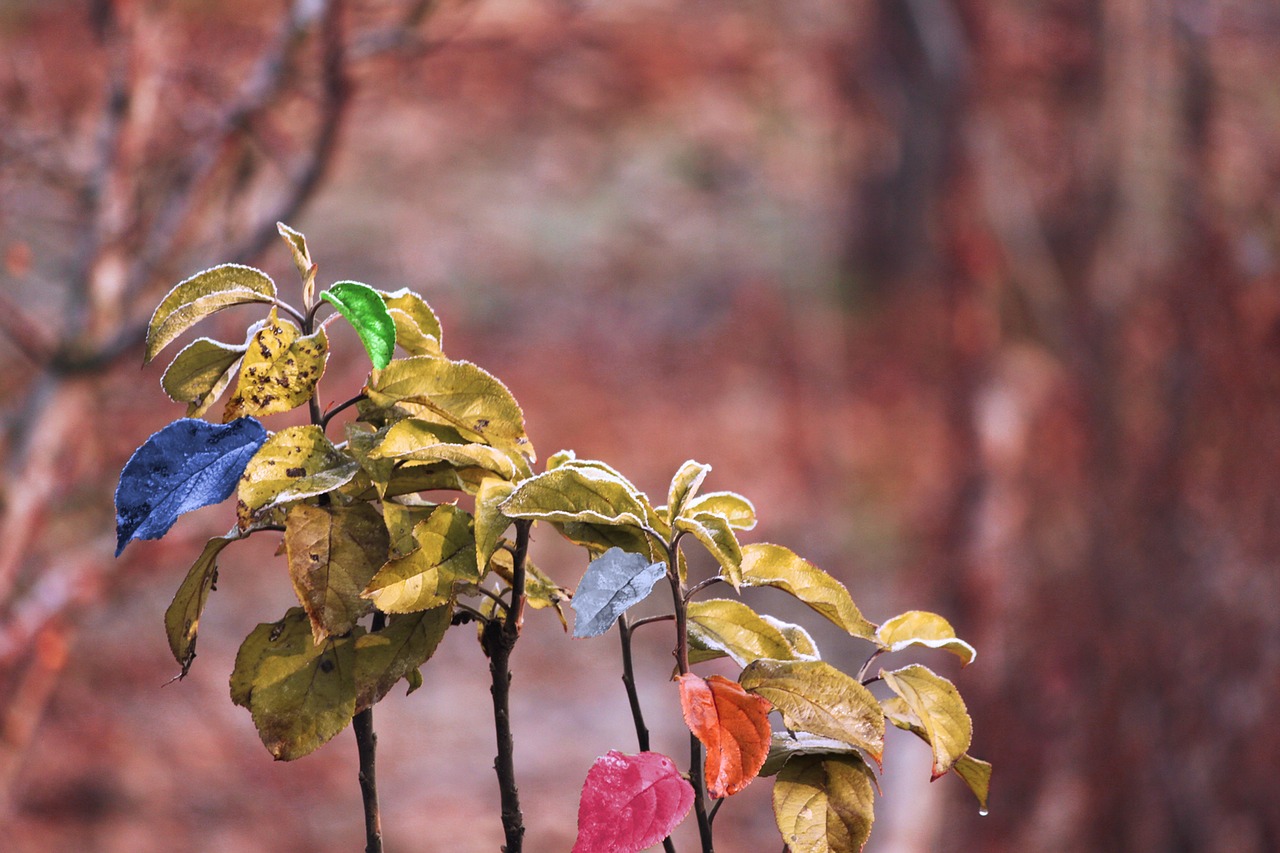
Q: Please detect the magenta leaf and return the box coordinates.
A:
[573,750,694,853]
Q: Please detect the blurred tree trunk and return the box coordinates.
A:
[844,1,1280,850]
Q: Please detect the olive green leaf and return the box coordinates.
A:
[365,356,533,461]
[145,263,276,363]
[760,732,863,778]
[363,505,478,612]
[876,610,976,666]
[687,599,797,667]
[230,607,359,761]
[740,659,885,765]
[675,512,743,589]
[880,664,971,779]
[160,337,246,417]
[667,460,711,522]
[223,310,329,420]
[380,500,439,556]
[321,281,396,370]
[760,614,821,660]
[276,222,313,280]
[379,287,442,356]
[489,548,570,627]
[773,753,876,853]
[554,520,660,561]
[501,466,654,529]
[354,605,451,711]
[237,425,359,528]
[372,418,524,480]
[475,477,515,571]
[882,697,990,812]
[284,503,390,643]
[683,491,757,530]
[165,533,238,677]
[740,544,877,641]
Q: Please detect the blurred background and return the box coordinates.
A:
[2,0,1279,850]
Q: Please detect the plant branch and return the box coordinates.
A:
[617,615,651,752]
[629,613,675,630]
[688,733,715,852]
[684,576,724,602]
[353,610,386,853]
[320,393,367,431]
[856,649,885,684]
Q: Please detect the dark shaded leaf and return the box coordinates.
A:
[284,503,390,642]
[164,533,238,676]
[354,606,451,711]
[773,753,876,853]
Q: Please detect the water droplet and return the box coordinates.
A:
[978,808,989,817]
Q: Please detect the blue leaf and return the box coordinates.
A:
[571,547,666,638]
[115,417,268,556]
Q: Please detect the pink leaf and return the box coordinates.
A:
[572,751,694,853]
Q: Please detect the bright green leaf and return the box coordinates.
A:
[284,503,390,642]
[354,606,451,711]
[379,287,442,356]
[675,512,743,589]
[230,607,358,761]
[880,664,971,779]
[740,659,885,765]
[363,505,478,612]
[740,544,877,641]
[683,491,757,531]
[164,533,237,677]
[877,610,976,666]
[223,310,328,420]
[145,264,276,363]
[687,599,797,667]
[321,281,396,370]
[773,753,876,853]
[237,425,357,528]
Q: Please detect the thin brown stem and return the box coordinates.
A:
[353,610,386,853]
[617,615,651,752]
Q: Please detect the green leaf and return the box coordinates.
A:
[160,337,246,417]
[379,288,442,356]
[164,534,237,677]
[365,356,533,461]
[773,753,876,853]
[667,460,711,522]
[372,418,523,480]
[145,264,276,363]
[502,466,653,529]
[474,477,515,571]
[686,599,797,667]
[284,503,390,642]
[760,732,862,778]
[880,664,971,779]
[683,491,757,530]
[223,309,329,420]
[876,610,976,666]
[363,505,478,612]
[740,659,885,765]
[354,606,451,711]
[675,512,743,589]
[740,544,877,641]
[230,608,358,761]
[380,500,439,556]
[321,281,396,370]
[237,425,358,528]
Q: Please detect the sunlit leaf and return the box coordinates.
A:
[572,751,694,853]
[667,460,711,522]
[223,310,328,420]
[160,336,246,417]
[230,607,358,761]
[164,533,237,677]
[372,418,523,480]
[237,425,357,528]
[760,732,863,778]
[740,544,877,640]
[276,222,313,281]
[880,664,971,779]
[773,753,876,853]
[354,605,451,711]
[683,491,757,530]
[145,263,276,363]
[284,503,390,642]
[952,754,992,814]
[678,673,772,798]
[571,547,666,638]
[876,610,976,666]
[365,356,533,461]
[740,659,885,766]
[760,614,821,660]
[379,287,442,356]
[321,281,396,370]
[502,466,654,529]
[675,512,743,588]
[363,505,477,612]
[686,598,797,667]
[115,417,268,555]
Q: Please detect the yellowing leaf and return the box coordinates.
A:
[880,664,971,779]
[372,418,524,480]
[760,732,863,778]
[223,310,328,420]
[474,477,515,571]
[683,491,757,530]
[145,263,276,363]
[284,503,390,642]
[881,697,990,812]
[363,505,478,612]
[365,356,533,461]
[160,337,246,417]
[686,598,798,667]
[678,673,773,798]
[164,533,237,677]
[675,512,743,588]
[773,753,876,853]
[759,614,821,660]
[876,610,976,666]
[230,608,358,761]
[379,288,442,356]
[667,460,711,522]
[502,466,654,529]
[740,659,885,766]
[354,606,451,711]
[740,544,877,640]
[237,425,357,528]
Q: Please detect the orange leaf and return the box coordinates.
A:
[678,673,773,798]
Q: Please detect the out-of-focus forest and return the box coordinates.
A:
[2,0,1278,851]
